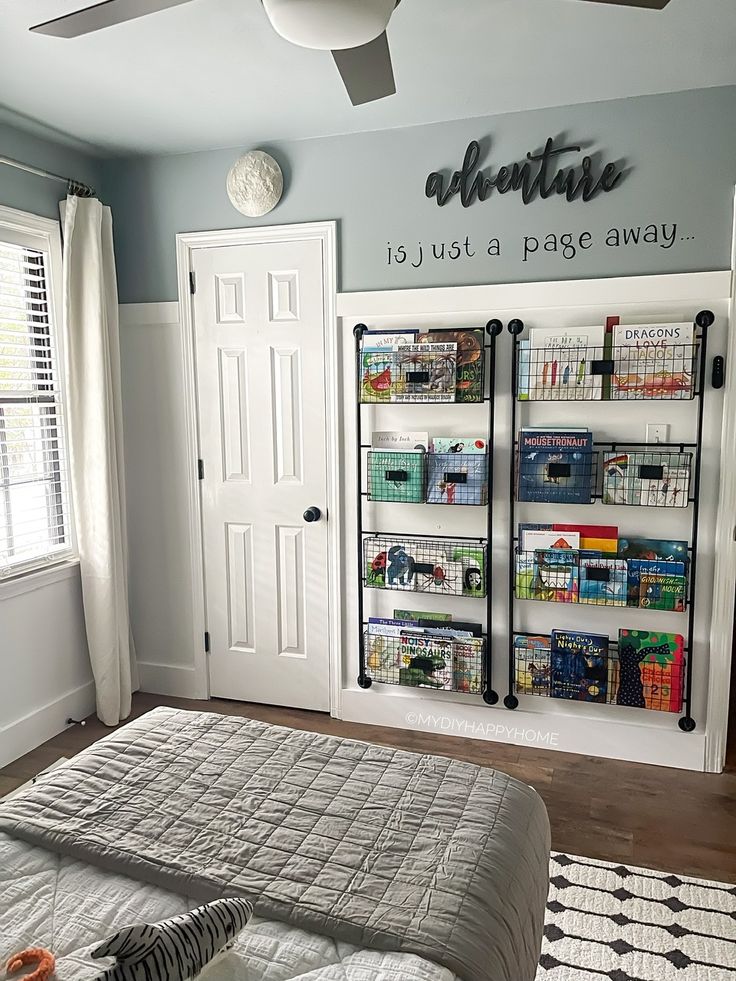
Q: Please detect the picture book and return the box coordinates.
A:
[639,572,687,612]
[361,329,417,349]
[578,557,627,606]
[602,451,691,507]
[395,609,452,622]
[418,328,485,402]
[430,436,487,454]
[365,539,466,596]
[451,546,487,597]
[393,342,457,402]
[551,630,609,702]
[367,449,425,503]
[520,528,580,551]
[611,322,695,400]
[517,338,531,400]
[519,522,617,554]
[360,348,394,402]
[367,616,418,636]
[452,638,484,693]
[364,537,388,588]
[517,429,594,504]
[398,633,453,689]
[615,629,685,712]
[517,548,579,602]
[429,618,483,636]
[365,631,403,683]
[372,431,429,452]
[527,325,606,401]
[625,558,686,606]
[427,452,488,505]
[514,635,552,695]
[618,538,689,563]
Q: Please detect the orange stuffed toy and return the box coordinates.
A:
[6,948,56,981]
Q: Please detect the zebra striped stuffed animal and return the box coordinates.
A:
[91,897,253,981]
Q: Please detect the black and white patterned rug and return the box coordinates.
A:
[537,853,736,980]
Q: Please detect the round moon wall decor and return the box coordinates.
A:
[226,150,284,217]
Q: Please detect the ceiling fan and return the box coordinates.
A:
[29,0,672,107]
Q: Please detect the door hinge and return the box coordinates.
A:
[189,270,197,295]
[204,631,210,653]
[198,459,204,480]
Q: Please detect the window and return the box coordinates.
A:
[0,218,74,578]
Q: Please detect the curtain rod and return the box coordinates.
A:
[0,155,95,198]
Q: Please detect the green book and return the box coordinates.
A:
[394,609,452,622]
[367,450,425,503]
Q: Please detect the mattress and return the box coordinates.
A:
[0,832,457,980]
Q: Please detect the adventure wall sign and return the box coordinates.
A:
[426,138,624,207]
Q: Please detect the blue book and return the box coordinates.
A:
[626,558,686,605]
[579,557,628,606]
[551,630,609,702]
[517,430,594,504]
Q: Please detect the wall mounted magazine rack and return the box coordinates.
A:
[354,320,503,705]
[504,310,714,732]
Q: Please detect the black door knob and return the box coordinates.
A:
[303,506,321,523]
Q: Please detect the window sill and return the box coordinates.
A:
[0,558,81,601]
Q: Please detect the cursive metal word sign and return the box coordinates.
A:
[426,138,624,207]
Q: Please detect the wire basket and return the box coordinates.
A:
[363,535,487,597]
[516,447,597,505]
[426,453,488,505]
[365,629,484,693]
[367,451,426,503]
[517,341,698,401]
[513,633,685,712]
[601,449,692,507]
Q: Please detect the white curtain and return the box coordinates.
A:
[61,195,137,726]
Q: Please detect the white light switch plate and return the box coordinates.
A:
[646,423,669,444]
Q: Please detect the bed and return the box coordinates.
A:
[0,707,550,981]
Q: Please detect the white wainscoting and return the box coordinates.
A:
[0,562,95,768]
[119,302,207,700]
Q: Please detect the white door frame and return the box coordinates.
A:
[175,221,341,715]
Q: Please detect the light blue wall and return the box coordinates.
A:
[0,119,102,220]
[102,85,736,304]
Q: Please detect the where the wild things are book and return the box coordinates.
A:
[418,328,485,402]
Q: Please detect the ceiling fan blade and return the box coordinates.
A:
[575,0,671,8]
[30,0,197,37]
[332,31,396,106]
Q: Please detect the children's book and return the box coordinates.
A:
[514,635,552,695]
[418,328,485,402]
[367,616,418,635]
[527,325,606,401]
[615,629,685,712]
[578,557,627,606]
[393,343,457,402]
[361,329,417,348]
[395,609,452,622]
[452,638,484,693]
[372,431,429,452]
[520,522,617,554]
[365,631,404,683]
[551,630,609,702]
[430,436,487,454]
[625,558,686,606]
[522,548,579,602]
[360,348,394,402]
[451,546,487,597]
[639,572,687,612]
[520,528,580,551]
[602,451,691,507]
[517,429,594,504]
[427,453,488,505]
[611,322,695,399]
[364,537,388,588]
[517,338,531,400]
[398,633,453,688]
[618,538,689,563]
[367,449,425,503]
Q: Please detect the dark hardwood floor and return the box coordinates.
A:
[2,692,735,883]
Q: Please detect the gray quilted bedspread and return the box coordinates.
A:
[0,708,550,981]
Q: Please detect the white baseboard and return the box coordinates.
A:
[137,660,207,700]
[340,688,707,772]
[0,681,96,769]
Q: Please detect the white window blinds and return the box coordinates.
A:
[0,238,74,576]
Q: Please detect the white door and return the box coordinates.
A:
[191,237,331,711]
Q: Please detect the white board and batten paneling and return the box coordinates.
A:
[336,271,733,772]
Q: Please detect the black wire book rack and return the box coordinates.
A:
[354,320,503,704]
[504,310,714,732]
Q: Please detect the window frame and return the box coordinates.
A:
[0,204,77,581]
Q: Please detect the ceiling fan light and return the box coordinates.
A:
[262,0,395,51]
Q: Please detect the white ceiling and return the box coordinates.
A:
[1,0,735,156]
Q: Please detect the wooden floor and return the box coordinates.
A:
[2,692,736,884]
